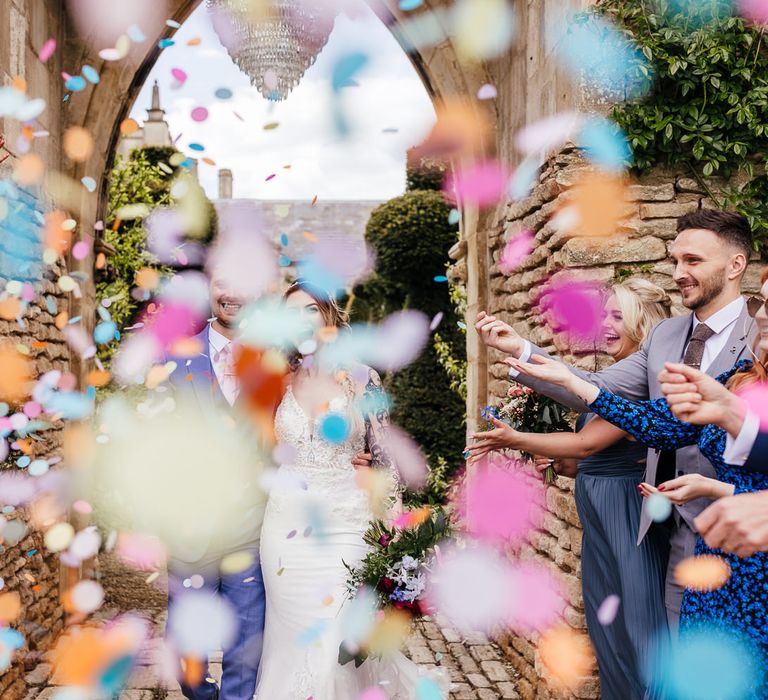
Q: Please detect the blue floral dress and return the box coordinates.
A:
[589,361,768,695]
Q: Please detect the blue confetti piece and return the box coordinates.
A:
[0,628,23,649]
[63,94,70,102]
[644,493,672,523]
[400,0,423,9]
[25,549,37,557]
[94,320,117,344]
[86,385,97,399]
[179,158,195,169]
[127,24,146,42]
[46,391,93,420]
[64,75,86,92]
[320,414,350,444]
[68,316,81,324]
[278,255,292,268]
[81,176,97,192]
[215,87,233,100]
[433,275,448,283]
[188,143,205,152]
[416,677,443,700]
[0,403,8,417]
[158,39,175,49]
[448,208,460,225]
[332,53,369,93]
[580,117,631,172]
[82,65,100,84]
[45,296,57,314]
[280,233,289,247]
[16,456,31,468]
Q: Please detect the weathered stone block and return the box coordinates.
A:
[639,200,699,219]
[561,235,666,267]
[627,183,675,202]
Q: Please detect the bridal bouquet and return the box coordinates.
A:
[340,506,451,666]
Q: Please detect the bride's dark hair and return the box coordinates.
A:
[283,279,350,330]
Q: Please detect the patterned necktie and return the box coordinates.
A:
[213,342,240,406]
[683,322,715,369]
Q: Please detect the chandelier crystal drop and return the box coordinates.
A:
[207,0,336,102]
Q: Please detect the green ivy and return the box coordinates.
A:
[591,0,768,254]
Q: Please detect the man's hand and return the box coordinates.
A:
[475,312,525,356]
[352,452,373,468]
[659,362,746,436]
[694,491,768,557]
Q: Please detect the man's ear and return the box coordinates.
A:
[729,252,748,280]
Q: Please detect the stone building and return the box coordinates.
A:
[116,81,173,160]
[1,1,762,698]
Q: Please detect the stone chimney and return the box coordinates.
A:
[218,169,233,199]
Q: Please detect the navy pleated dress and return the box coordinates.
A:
[575,414,671,700]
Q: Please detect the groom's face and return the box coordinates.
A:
[210,276,246,328]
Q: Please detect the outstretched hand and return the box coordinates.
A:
[695,491,768,557]
[659,362,746,435]
[504,355,600,403]
[475,312,525,355]
[464,416,519,464]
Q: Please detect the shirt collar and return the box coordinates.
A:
[208,322,231,354]
[692,296,745,334]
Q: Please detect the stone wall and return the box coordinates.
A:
[1,2,71,697]
[485,149,761,699]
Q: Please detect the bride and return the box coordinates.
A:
[254,280,447,699]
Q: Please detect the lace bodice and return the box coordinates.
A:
[271,385,374,523]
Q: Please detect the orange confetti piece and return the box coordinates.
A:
[557,172,630,238]
[0,297,21,321]
[11,77,27,92]
[95,252,106,270]
[55,311,69,329]
[119,118,139,136]
[0,345,32,403]
[539,626,595,691]
[202,157,216,166]
[170,337,204,358]
[311,195,318,205]
[302,230,318,243]
[31,340,48,349]
[283,164,292,169]
[0,592,21,623]
[16,438,32,455]
[85,369,111,387]
[182,656,204,688]
[14,154,44,186]
[63,127,94,162]
[135,267,160,290]
[44,210,72,255]
[674,554,731,591]
[186,37,202,46]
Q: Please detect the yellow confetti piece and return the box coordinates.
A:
[263,121,279,130]
[44,522,75,553]
[146,572,160,584]
[220,551,255,575]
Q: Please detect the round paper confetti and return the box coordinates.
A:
[65,75,86,92]
[14,154,44,185]
[70,580,104,613]
[58,276,76,292]
[215,87,233,100]
[644,493,672,522]
[39,39,56,63]
[477,83,498,100]
[28,459,49,476]
[171,68,188,83]
[82,65,100,84]
[674,555,731,592]
[220,551,255,575]
[44,523,75,552]
[320,414,350,443]
[64,127,94,162]
[191,107,209,122]
[120,118,139,136]
[81,176,97,192]
[72,241,91,260]
[596,594,620,625]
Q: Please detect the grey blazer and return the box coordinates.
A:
[517,301,756,542]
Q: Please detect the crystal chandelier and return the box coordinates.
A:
[207,0,336,101]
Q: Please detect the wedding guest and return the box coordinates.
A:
[659,267,768,557]
[466,279,671,700]
[504,350,768,696]
[474,209,756,633]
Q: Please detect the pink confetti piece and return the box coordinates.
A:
[72,240,91,261]
[507,562,565,633]
[736,382,768,430]
[429,312,444,331]
[499,230,535,273]
[458,458,544,543]
[514,111,581,156]
[265,173,276,181]
[190,106,208,122]
[39,39,56,63]
[737,0,768,22]
[597,594,621,625]
[540,279,604,344]
[171,67,187,84]
[443,159,508,208]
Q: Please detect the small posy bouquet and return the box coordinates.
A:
[340,506,451,667]
[489,383,573,484]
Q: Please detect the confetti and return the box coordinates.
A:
[190,107,209,122]
[215,87,233,100]
[64,75,87,92]
[82,65,100,84]
[399,0,423,9]
[735,382,768,429]
[64,127,94,162]
[39,39,57,63]
[319,413,350,443]
[674,555,730,592]
[120,118,139,136]
[644,493,672,522]
[44,523,74,552]
[453,0,516,61]
[477,83,497,100]
[444,159,508,208]
[14,154,45,185]
[263,121,279,130]
[538,625,595,690]
[171,67,188,84]
[597,594,621,625]
[498,230,535,273]
[539,278,604,345]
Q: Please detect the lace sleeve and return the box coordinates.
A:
[362,368,401,494]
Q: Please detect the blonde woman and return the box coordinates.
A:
[466,279,673,700]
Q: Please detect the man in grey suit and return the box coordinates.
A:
[475,209,756,632]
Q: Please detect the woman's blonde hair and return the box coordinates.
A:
[611,278,673,346]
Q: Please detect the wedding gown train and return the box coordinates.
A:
[254,383,448,699]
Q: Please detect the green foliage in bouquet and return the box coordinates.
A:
[340,506,452,666]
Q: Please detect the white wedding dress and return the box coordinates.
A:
[254,384,448,699]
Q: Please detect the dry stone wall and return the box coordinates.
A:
[485,148,761,699]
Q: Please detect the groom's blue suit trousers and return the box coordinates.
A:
[169,549,266,700]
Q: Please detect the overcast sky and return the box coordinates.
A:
[129,3,436,201]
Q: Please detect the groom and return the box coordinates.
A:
[476,209,756,633]
[164,270,373,700]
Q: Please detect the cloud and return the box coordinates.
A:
[129,3,435,201]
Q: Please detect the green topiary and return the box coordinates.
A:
[352,189,465,494]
